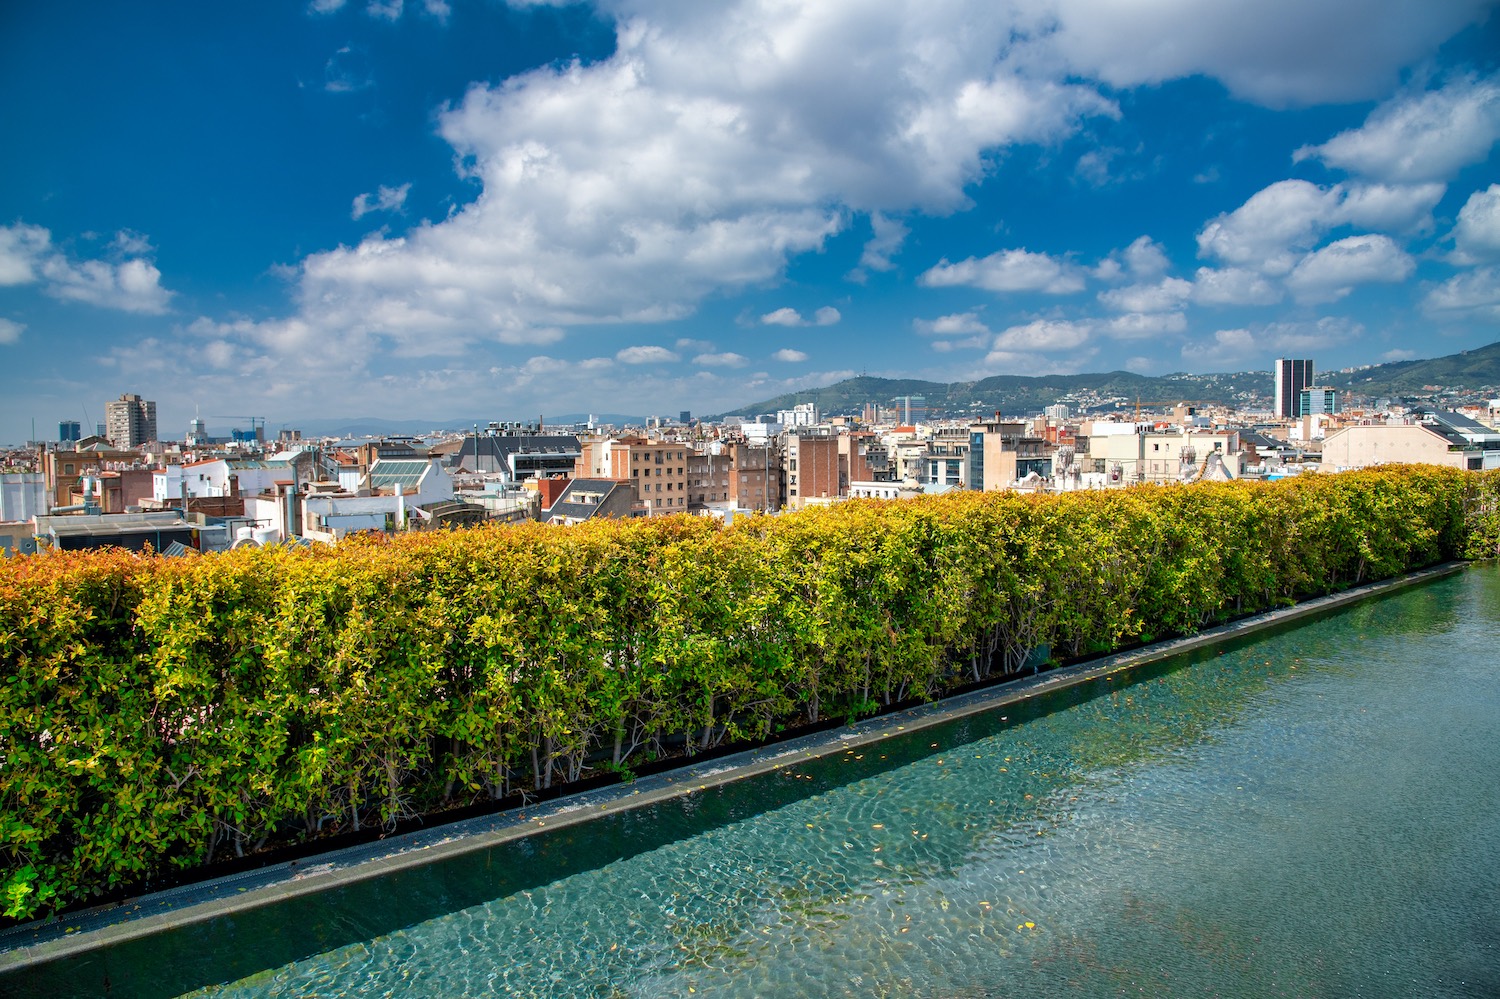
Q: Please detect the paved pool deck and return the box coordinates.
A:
[0,561,1466,972]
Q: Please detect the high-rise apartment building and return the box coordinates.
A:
[104,393,158,447]
[1273,359,1314,418]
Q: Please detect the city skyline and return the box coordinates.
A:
[3,1,1499,444]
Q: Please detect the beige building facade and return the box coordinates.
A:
[1083,429,1242,484]
[1321,424,1488,471]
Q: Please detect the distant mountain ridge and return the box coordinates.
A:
[714,371,1272,421]
[1320,340,1500,397]
[717,340,1500,420]
[258,342,1500,439]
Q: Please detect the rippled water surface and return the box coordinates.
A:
[27,567,1500,997]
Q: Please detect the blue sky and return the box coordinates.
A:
[2,0,1499,443]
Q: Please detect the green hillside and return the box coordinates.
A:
[1322,340,1500,398]
[719,340,1500,419]
[717,370,1271,420]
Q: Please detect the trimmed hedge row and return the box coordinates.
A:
[2,466,1496,920]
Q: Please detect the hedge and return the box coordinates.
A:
[2,466,1496,920]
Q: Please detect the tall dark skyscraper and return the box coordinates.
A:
[1274,358,1314,418]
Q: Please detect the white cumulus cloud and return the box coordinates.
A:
[352,183,411,220]
[1336,182,1446,235]
[1122,235,1171,278]
[1424,267,1500,320]
[0,318,23,345]
[1196,179,1442,276]
[857,213,910,274]
[1196,180,1343,275]
[919,248,1085,294]
[1102,312,1187,339]
[1030,0,1492,107]
[1452,185,1500,263]
[366,0,404,21]
[914,312,991,336]
[1191,267,1283,306]
[991,318,1093,352]
[274,0,1119,361]
[1094,235,1170,282]
[760,306,841,327]
[761,308,804,327]
[1181,316,1364,366]
[615,345,680,364]
[1295,75,1500,182]
[1285,234,1414,303]
[1181,328,1258,366]
[0,222,173,314]
[1098,277,1192,313]
[692,351,749,367]
[0,223,51,286]
[772,348,808,362]
[180,0,1498,397]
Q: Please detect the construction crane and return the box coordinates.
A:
[212,415,267,442]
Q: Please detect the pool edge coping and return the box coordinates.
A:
[0,560,1469,972]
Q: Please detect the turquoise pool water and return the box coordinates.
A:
[14,565,1500,997]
